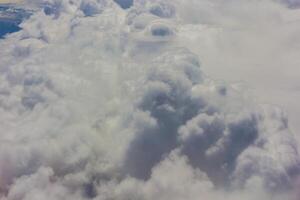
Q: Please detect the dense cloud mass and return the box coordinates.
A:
[0,0,300,199]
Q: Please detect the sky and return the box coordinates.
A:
[0,0,300,200]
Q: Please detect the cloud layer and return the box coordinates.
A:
[0,0,300,199]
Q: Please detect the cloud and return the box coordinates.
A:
[279,0,300,8]
[0,0,299,200]
[173,0,300,139]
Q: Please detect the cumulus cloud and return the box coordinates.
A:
[173,0,300,138]
[0,0,299,200]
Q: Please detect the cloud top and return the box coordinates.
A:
[0,0,299,200]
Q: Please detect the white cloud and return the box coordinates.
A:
[174,0,300,140]
[0,0,299,200]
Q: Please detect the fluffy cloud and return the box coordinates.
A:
[174,0,300,138]
[0,0,299,200]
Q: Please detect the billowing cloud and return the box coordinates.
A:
[0,0,299,200]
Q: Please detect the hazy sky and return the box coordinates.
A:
[0,0,20,3]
